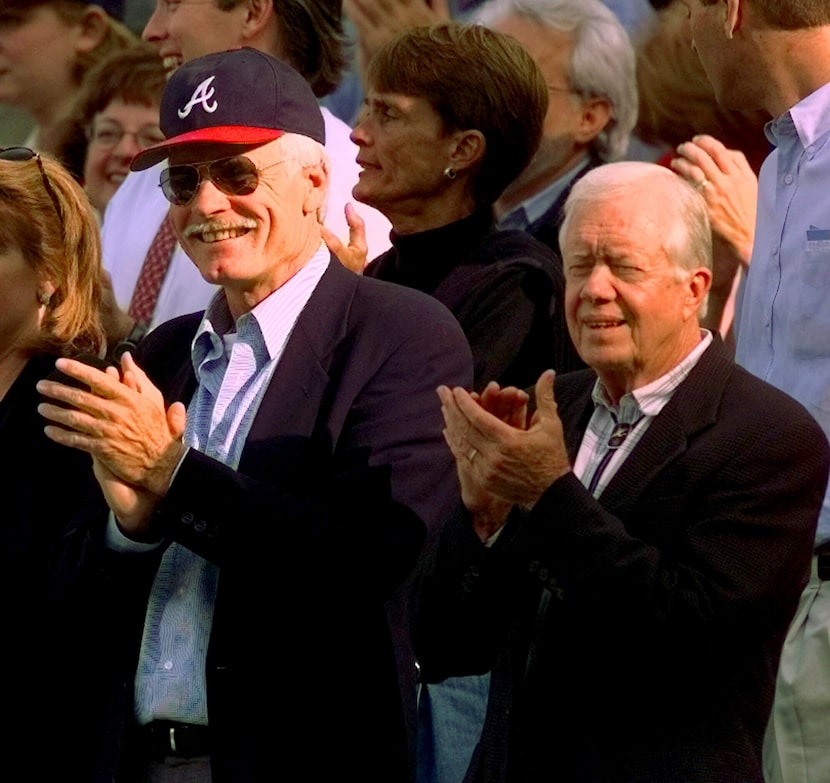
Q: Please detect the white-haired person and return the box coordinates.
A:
[416,161,828,783]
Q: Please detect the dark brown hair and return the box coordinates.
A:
[367,22,548,205]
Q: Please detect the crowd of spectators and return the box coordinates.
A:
[1,1,829,782]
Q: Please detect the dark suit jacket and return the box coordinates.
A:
[1,355,105,777]
[414,338,829,783]
[54,259,473,782]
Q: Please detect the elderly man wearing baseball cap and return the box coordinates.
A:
[39,47,472,783]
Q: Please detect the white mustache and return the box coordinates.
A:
[183,218,257,238]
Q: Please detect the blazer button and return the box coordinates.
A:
[181,512,194,526]
[194,519,207,533]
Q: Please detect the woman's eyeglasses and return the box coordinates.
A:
[86,121,165,152]
[160,155,283,206]
[0,147,63,223]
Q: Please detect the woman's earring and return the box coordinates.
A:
[38,291,51,307]
[443,166,457,180]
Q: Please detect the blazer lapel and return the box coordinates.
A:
[559,376,596,466]
[238,259,357,476]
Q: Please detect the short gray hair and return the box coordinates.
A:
[559,161,712,275]
[475,0,638,162]
[275,133,330,221]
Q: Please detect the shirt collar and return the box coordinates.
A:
[766,79,830,149]
[498,157,591,230]
[191,242,330,371]
[591,330,714,420]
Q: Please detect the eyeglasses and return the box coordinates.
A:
[86,121,165,151]
[0,146,63,224]
[160,155,284,206]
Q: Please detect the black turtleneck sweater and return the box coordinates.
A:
[364,209,583,390]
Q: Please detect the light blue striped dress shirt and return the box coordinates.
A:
[131,244,330,725]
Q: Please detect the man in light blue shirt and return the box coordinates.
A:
[680,0,830,780]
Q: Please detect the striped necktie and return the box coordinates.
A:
[128,212,178,326]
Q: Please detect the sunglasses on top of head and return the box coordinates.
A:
[0,146,63,223]
[159,155,285,206]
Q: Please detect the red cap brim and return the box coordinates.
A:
[130,126,285,171]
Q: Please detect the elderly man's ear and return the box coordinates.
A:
[574,97,611,146]
[302,164,328,217]
[685,267,714,320]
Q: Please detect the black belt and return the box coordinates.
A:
[816,542,830,581]
[139,721,210,760]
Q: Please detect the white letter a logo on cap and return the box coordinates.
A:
[178,76,218,118]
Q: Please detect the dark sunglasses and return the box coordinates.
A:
[160,155,283,206]
[0,146,63,223]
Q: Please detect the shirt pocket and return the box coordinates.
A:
[794,231,830,357]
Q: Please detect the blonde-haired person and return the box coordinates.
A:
[0,0,135,149]
[0,146,105,776]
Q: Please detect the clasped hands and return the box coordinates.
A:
[437,370,571,541]
[37,353,187,539]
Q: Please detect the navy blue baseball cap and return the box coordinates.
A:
[130,47,326,171]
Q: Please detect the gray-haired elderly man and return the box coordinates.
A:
[39,48,471,782]
[101,0,393,354]
[474,0,638,252]
[414,162,828,783]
